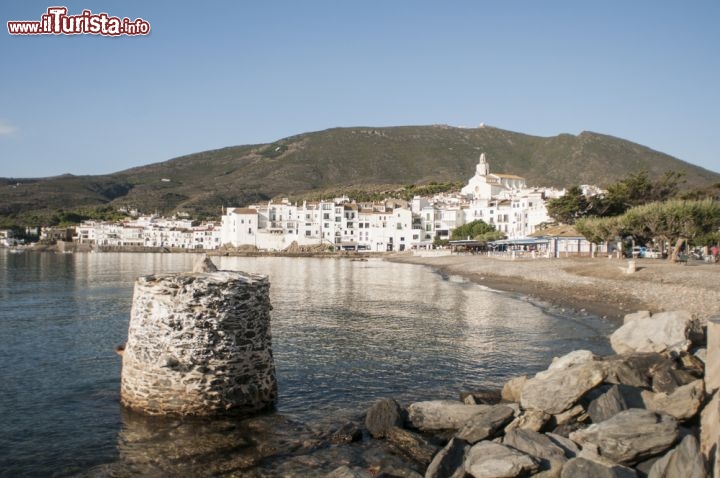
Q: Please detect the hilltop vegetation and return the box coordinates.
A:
[1,125,718,227]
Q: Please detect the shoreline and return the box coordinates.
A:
[10,245,719,322]
[387,253,720,323]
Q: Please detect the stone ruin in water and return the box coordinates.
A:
[120,256,277,416]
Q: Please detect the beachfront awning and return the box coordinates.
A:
[490,238,550,246]
[448,240,486,247]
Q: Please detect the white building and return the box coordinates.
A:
[219,199,414,252]
[75,216,221,250]
[460,154,559,239]
[461,153,527,200]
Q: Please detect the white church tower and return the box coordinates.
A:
[461,153,527,200]
[476,152,489,176]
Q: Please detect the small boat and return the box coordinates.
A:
[8,248,25,254]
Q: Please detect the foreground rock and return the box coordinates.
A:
[455,405,515,444]
[354,308,715,478]
[520,353,606,414]
[424,438,468,478]
[560,457,638,478]
[641,379,704,420]
[647,434,705,478]
[502,429,568,476]
[464,441,540,478]
[609,310,694,355]
[407,401,493,431]
[366,398,404,438]
[569,409,678,465]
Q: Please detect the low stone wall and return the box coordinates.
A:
[120,265,277,416]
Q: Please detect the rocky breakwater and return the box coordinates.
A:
[329,310,719,478]
[120,257,277,416]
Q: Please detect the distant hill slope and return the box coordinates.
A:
[1,125,718,224]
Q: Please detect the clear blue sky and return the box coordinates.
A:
[1,1,719,177]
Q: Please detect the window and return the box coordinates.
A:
[306,231,311,236]
[248,228,252,234]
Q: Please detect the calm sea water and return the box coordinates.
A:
[0,251,615,476]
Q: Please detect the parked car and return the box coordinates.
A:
[643,249,662,259]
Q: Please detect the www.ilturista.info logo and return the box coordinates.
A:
[7,7,150,36]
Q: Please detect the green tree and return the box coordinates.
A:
[546,186,590,224]
[590,171,684,217]
[451,220,500,240]
[576,199,720,259]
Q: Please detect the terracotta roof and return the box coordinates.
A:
[232,208,258,215]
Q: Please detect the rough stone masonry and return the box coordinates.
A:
[120,258,277,416]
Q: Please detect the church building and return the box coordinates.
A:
[460,153,527,201]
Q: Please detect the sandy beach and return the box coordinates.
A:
[389,253,720,323]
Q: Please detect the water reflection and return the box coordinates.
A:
[0,252,615,476]
[216,257,614,423]
[98,409,319,477]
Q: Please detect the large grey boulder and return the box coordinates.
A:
[705,317,720,394]
[546,433,580,458]
[700,390,720,477]
[569,409,679,465]
[464,441,540,478]
[651,360,698,394]
[601,356,651,388]
[521,361,606,415]
[647,434,705,478]
[501,376,528,403]
[610,311,694,355]
[386,426,439,466]
[504,409,551,433]
[424,437,468,478]
[503,429,568,476]
[455,405,515,444]
[586,385,630,424]
[624,310,651,324]
[560,457,638,478]
[538,350,597,377]
[407,401,492,431]
[366,397,404,438]
[641,379,704,421]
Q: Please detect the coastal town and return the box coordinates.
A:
[0,155,604,256]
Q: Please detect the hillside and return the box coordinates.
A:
[1,125,718,226]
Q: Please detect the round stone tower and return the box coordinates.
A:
[120,259,277,416]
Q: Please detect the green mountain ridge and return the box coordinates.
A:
[1,125,718,225]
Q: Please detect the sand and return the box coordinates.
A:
[388,253,720,323]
